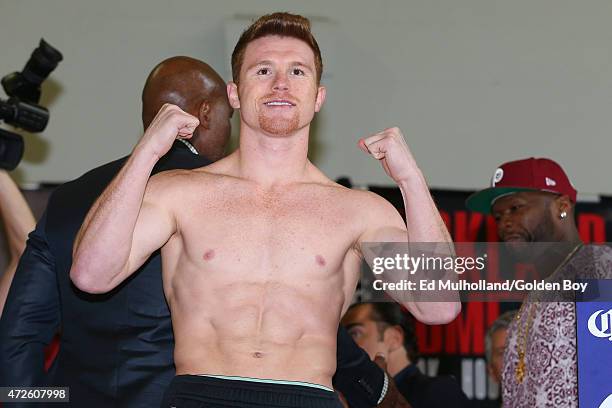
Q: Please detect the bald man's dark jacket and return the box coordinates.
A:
[0,142,210,407]
[0,142,385,408]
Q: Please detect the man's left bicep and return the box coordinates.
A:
[357,193,408,245]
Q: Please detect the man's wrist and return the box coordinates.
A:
[397,171,428,193]
[131,143,163,167]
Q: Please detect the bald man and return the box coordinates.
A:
[0,57,232,407]
[141,57,231,162]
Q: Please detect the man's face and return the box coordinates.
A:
[488,327,508,384]
[491,191,557,244]
[228,35,325,136]
[341,304,390,359]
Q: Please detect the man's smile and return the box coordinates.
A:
[263,99,296,107]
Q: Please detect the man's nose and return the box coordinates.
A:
[497,212,514,234]
[272,72,289,92]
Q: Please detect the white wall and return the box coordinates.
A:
[1,0,611,195]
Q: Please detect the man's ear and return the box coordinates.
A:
[198,100,211,130]
[554,195,573,218]
[227,82,241,109]
[383,325,404,352]
[314,85,326,112]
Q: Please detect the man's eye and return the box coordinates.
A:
[348,329,362,340]
[257,68,270,75]
[292,68,305,75]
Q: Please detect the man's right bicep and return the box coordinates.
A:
[125,193,176,275]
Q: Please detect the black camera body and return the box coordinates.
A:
[0,39,62,170]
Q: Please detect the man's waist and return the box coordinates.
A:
[175,357,336,390]
[197,374,333,392]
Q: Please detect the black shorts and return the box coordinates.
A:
[160,375,343,408]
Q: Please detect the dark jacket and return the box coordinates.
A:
[0,143,210,407]
[394,364,470,408]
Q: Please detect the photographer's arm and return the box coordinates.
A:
[0,169,35,313]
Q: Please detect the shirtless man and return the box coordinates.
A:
[71,12,459,408]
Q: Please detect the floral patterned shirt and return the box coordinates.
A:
[502,245,612,407]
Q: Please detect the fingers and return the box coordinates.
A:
[177,122,198,138]
[358,127,404,159]
[373,352,387,370]
[157,103,199,138]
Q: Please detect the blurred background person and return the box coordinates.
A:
[485,310,516,406]
[342,302,470,408]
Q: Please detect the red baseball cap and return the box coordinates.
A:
[465,157,577,214]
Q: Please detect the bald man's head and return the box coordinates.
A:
[142,56,232,162]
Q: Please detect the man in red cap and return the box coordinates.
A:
[466,157,612,407]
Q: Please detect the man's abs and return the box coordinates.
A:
[169,280,342,388]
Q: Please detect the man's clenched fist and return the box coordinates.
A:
[358,127,419,185]
[139,103,199,159]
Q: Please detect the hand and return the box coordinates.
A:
[138,103,199,159]
[359,127,419,185]
[373,353,413,408]
[337,391,350,408]
[373,353,388,371]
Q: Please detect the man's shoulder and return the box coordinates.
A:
[50,145,208,201]
[146,165,229,198]
[347,188,405,228]
[584,243,612,258]
[573,244,612,279]
[52,156,128,198]
[330,185,395,210]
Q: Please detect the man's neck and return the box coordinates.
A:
[535,228,583,276]
[387,350,411,377]
[235,124,312,185]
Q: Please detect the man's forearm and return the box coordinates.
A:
[71,104,200,293]
[70,146,158,293]
[359,127,460,324]
[397,173,460,324]
[397,174,451,244]
[0,170,35,259]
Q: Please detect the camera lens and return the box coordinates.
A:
[21,39,64,87]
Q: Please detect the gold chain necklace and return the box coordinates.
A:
[514,243,582,383]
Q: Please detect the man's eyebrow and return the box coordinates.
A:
[250,59,273,67]
[344,323,364,330]
[245,60,313,71]
[289,62,314,72]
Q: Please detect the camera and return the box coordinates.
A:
[0,39,63,170]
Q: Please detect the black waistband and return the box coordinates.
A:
[161,375,342,408]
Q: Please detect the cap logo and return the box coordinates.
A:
[492,168,504,186]
[545,177,557,187]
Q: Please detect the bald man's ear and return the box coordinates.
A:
[198,100,211,130]
[554,195,574,218]
[227,82,241,109]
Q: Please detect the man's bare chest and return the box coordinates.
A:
[172,187,361,276]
